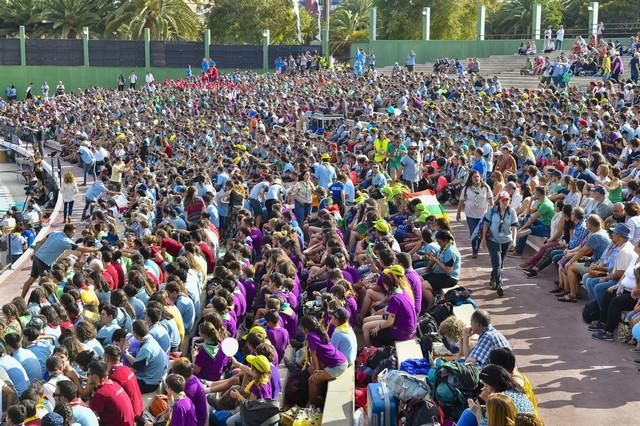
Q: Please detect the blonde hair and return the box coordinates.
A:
[438,316,466,341]
[63,172,76,184]
[514,413,544,426]
[487,393,518,426]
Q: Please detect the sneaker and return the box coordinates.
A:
[489,279,496,289]
[517,229,531,238]
[588,322,605,331]
[471,252,478,259]
[524,270,538,277]
[496,286,504,297]
[591,330,613,341]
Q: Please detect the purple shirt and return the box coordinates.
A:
[270,364,280,397]
[307,330,347,368]
[249,228,263,254]
[345,296,358,326]
[386,292,417,341]
[184,376,207,426]
[266,326,289,364]
[222,313,237,338]
[241,278,256,309]
[404,269,423,315]
[194,345,229,381]
[249,381,273,400]
[280,309,297,339]
[232,291,246,321]
[345,265,360,283]
[170,397,197,426]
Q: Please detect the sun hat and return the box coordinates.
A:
[373,219,390,234]
[612,223,631,239]
[246,354,271,374]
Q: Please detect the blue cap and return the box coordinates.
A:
[612,223,631,239]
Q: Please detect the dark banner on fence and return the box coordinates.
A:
[90,40,145,67]
[0,39,20,65]
[26,40,83,66]
[268,45,322,66]
[151,41,201,68]
[209,45,262,69]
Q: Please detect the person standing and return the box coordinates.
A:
[482,192,519,297]
[555,25,564,50]
[128,70,137,89]
[631,52,639,84]
[457,170,492,258]
[406,50,416,72]
[117,74,125,91]
[78,141,96,186]
[41,81,49,99]
[290,171,314,225]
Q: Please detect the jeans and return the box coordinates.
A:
[81,198,96,221]
[488,240,510,286]
[466,217,482,254]
[63,201,74,220]
[583,276,616,307]
[294,200,312,226]
[555,39,563,50]
[551,248,565,264]
[82,161,96,184]
[515,219,550,254]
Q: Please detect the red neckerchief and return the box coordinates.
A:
[69,398,89,408]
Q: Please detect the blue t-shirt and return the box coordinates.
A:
[36,231,77,266]
[329,182,345,205]
[175,295,195,332]
[134,335,166,385]
[472,158,487,181]
[433,244,462,280]
[85,181,108,201]
[97,320,121,345]
[586,230,612,261]
[12,348,43,382]
[314,163,337,189]
[330,328,357,365]
[149,322,171,353]
[0,354,30,395]
[25,340,54,376]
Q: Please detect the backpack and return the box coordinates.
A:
[356,365,374,387]
[284,370,310,406]
[444,287,474,306]
[582,301,600,324]
[615,322,634,344]
[419,333,443,360]
[428,300,454,325]
[367,346,398,381]
[402,398,445,426]
[417,313,440,338]
[356,346,379,367]
[239,399,280,426]
[433,362,482,420]
[378,369,431,402]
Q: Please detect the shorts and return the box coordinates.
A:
[30,256,51,278]
[248,198,264,218]
[574,262,589,277]
[325,362,348,379]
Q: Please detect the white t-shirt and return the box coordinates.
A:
[129,73,138,83]
[615,241,636,272]
[626,215,640,245]
[618,255,640,291]
[461,185,492,219]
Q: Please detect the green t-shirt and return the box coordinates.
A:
[387,144,407,169]
[536,197,555,227]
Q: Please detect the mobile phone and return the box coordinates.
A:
[382,314,388,320]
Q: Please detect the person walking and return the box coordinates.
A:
[78,141,96,186]
[456,169,493,258]
[482,191,519,297]
[61,172,78,224]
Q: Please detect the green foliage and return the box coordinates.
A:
[207,0,317,45]
[331,0,373,54]
[486,0,564,38]
[0,0,44,36]
[40,0,114,39]
[105,0,201,40]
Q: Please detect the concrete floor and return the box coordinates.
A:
[448,211,639,425]
[0,161,29,212]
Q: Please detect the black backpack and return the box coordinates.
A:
[402,398,445,426]
[417,312,440,338]
[444,287,473,305]
[367,345,398,381]
[239,399,280,426]
[428,300,454,325]
[582,301,600,323]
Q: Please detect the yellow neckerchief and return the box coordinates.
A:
[243,379,256,395]
[335,321,353,334]
[166,392,187,426]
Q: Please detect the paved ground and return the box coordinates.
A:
[0,161,27,212]
[448,210,640,425]
[0,140,89,301]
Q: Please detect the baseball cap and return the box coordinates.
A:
[246,354,271,374]
[590,186,606,195]
[497,191,510,201]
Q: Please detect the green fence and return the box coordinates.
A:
[351,40,545,68]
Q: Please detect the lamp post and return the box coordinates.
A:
[422,7,430,41]
[262,29,270,72]
[82,27,89,67]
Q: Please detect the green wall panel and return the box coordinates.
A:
[351,40,545,68]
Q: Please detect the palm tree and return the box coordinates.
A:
[487,0,563,38]
[331,0,373,55]
[0,0,44,36]
[106,0,201,41]
[39,0,114,38]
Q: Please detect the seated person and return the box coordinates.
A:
[122,320,166,393]
[462,310,511,367]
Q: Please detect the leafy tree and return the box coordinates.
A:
[207,0,316,45]
[40,0,114,38]
[0,0,44,36]
[486,0,563,38]
[331,0,373,54]
[106,0,201,40]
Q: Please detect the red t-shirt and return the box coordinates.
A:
[102,270,116,290]
[198,241,215,274]
[106,263,122,288]
[109,364,143,419]
[112,262,126,288]
[162,237,184,258]
[89,380,135,426]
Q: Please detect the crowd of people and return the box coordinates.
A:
[0,36,639,424]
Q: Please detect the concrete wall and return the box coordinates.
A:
[351,40,545,68]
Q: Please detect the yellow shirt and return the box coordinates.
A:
[374,138,390,163]
[166,305,185,343]
[80,287,99,308]
[514,370,538,415]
